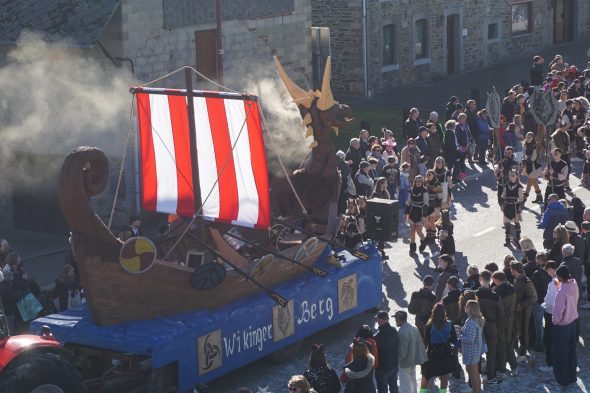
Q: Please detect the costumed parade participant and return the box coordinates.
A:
[424,170,442,244]
[405,175,429,255]
[543,147,569,206]
[433,157,453,209]
[495,146,518,207]
[502,169,524,247]
[521,132,543,205]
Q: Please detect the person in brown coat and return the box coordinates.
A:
[510,261,538,362]
[408,275,436,340]
[476,270,505,384]
[492,271,517,376]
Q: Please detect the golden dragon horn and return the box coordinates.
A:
[273,56,314,109]
[317,56,336,111]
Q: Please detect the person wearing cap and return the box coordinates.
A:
[539,194,569,249]
[354,161,374,198]
[400,138,421,183]
[408,275,436,339]
[564,220,588,264]
[510,261,537,363]
[373,311,399,393]
[543,148,569,207]
[530,55,545,87]
[552,265,579,386]
[476,270,505,384]
[404,108,423,140]
[393,310,427,393]
[454,112,472,180]
[560,243,584,301]
[492,271,518,377]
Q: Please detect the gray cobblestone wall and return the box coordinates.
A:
[118,0,312,90]
[313,0,590,95]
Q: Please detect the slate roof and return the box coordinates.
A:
[0,0,122,48]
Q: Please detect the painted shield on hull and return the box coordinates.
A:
[119,236,157,274]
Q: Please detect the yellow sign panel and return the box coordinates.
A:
[338,274,358,313]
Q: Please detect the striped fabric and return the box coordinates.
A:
[136,90,270,229]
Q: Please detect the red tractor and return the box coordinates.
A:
[0,305,86,393]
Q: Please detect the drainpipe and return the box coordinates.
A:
[362,0,370,97]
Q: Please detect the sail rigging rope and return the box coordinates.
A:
[107,94,136,230]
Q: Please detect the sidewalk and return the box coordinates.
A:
[346,40,590,113]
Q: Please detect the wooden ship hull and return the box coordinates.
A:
[60,147,329,326]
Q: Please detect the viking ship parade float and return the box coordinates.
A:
[30,57,383,392]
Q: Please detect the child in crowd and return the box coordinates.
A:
[399,162,411,207]
[439,229,455,255]
[381,156,399,200]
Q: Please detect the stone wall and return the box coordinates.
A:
[118,0,312,90]
[313,0,590,95]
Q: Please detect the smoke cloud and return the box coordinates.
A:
[0,32,132,195]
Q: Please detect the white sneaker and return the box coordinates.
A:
[538,365,553,372]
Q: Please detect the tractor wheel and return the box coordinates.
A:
[0,353,86,393]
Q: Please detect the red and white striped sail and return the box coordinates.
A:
[136,89,270,229]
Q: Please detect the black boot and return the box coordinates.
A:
[419,239,427,253]
[533,192,543,204]
[505,225,511,246]
[426,229,436,243]
[409,242,417,254]
[523,192,529,206]
[514,223,521,248]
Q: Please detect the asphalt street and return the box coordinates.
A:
[206,158,590,393]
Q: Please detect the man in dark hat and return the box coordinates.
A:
[552,265,579,386]
[374,310,399,393]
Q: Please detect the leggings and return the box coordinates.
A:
[524,178,541,195]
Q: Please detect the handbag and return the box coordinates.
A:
[16,292,44,322]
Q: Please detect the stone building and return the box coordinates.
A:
[312,0,590,96]
[0,0,312,233]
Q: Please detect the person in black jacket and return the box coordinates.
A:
[530,56,545,87]
[531,253,551,353]
[404,108,423,140]
[443,120,458,179]
[373,311,399,393]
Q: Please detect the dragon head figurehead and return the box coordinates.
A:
[274,56,352,176]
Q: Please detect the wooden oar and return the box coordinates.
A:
[223,231,328,277]
[272,217,370,260]
[188,235,288,307]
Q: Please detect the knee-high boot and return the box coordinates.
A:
[514,223,521,247]
[505,224,511,245]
